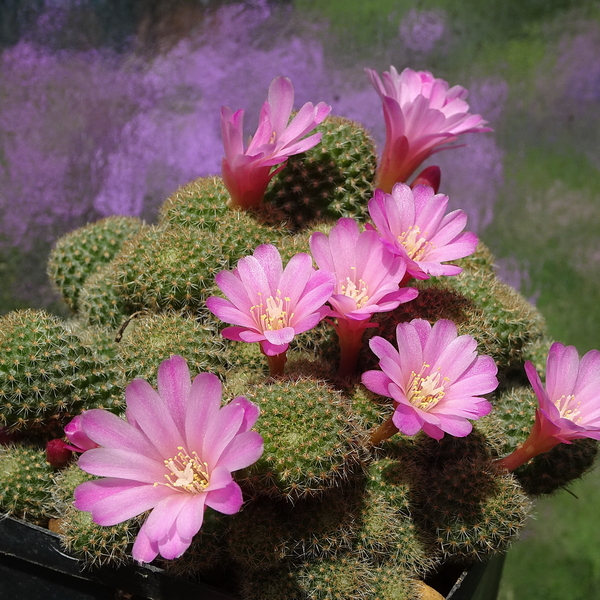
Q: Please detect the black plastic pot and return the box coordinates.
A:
[0,516,505,600]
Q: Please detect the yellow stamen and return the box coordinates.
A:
[158,446,210,494]
[556,394,582,423]
[407,363,449,410]
[398,225,433,261]
[340,274,370,309]
[251,289,293,331]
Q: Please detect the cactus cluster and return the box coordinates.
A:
[264,115,377,229]
[0,114,596,600]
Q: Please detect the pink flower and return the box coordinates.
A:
[310,218,418,324]
[363,319,497,442]
[497,343,600,471]
[368,183,478,280]
[64,414,100,452]
[72,355,263,563]
[206,244,334,360]
[366,66,491,192]
[221,76,331,209]
[310,218,418,377]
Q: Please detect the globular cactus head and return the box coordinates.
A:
[264,115,377,229]
[48,216,143,312]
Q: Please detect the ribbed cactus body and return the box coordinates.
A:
[0,445,54,522]
[115,312,227,386]
[158,176,231,230]
[0,310,122,431]
[240,377,366,500]
[414,435,532,562]
[265,115,377,228]
[48,216,143,312]
[78,263,129,330]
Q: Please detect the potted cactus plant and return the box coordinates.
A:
[1,69,598,600]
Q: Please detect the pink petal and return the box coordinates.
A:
[228,396,261,432]
[206,465,234,491]
[143,493,190,544]
[310,231,335,272]
[252,244,284,293]
[435,414,474,437]
[263,327,295,346]
[185,372,222,456]
[236,254,272,302]
[80,410,161,461]
[74,479,171,525]
[260,339,289,356]
[175,493,207,542]
[214,269,252,312]
[132,525,159,563]
[157,355,191,435]
[158,527,190,560]
[223,326,264,343]
[202,402,245,469]
[205,480,244,515]
[78,447,164,483]
[125,379,184,458]
[206,297,258,330]
[266,76,294,136]
[525,361,550,407]
[217,430,264,472]
[421,421,445,440]
[392,403,423,436]
[290,270,335,324]
[546,343,580,400]
[361,369,394,398]
[278,252,313,306]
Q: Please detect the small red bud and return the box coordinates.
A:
[46,439,72,468]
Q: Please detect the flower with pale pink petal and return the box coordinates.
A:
[368,183,478,281]
[310,217,418,376]
[363,319,497,443]
[72,355,263,563]
[64,414,100,452]
[497,343,600,471]
[366,66,491,192]
[221,76,331,209]
[206,244,335,375]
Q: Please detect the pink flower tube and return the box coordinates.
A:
[368,183,478,281]
[497,343,600,471]
[72,355,264,563]
[207,244,334,375]
[362,319,498,443]
[310,217,418,377]
[366,66,491,192]
[221,76,331,209]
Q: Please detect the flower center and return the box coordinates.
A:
[251,290,293,331]
[398,225,433,261]
[340,270,370,309]
[161,446,210,494]
[556,394,582,423]
[407,363,448,410]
